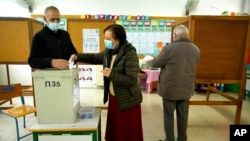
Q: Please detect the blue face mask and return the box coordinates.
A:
[104,40,115,49]
[48,22,60,32]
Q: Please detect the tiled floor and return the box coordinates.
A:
[0,87,249,141]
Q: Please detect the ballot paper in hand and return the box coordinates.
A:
[143,55,154,62]
[68,55,75,69]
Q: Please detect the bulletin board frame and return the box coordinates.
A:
[31,14,186,55]
[31,14,186,21]
[172,15,250,124]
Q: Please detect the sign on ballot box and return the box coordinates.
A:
[230,124,250,141]
[32,68,80,124]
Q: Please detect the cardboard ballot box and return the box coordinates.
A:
[32,68,80,124]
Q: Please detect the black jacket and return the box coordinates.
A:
[28,26,77,69]
[77,40,142,110]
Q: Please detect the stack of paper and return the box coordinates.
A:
[143,55,154,62]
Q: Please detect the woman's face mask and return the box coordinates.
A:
[104,40,115,49]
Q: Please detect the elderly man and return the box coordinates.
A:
[147,25,200,141]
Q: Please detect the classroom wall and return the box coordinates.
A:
[189,0,246,15]
[245,0,250,13]
[0,0,248,17]
[0,0,248,85]
[0,0,30,17]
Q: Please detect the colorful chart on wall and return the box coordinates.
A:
[116,19,178,56]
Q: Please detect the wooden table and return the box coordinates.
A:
[29,108,101,141]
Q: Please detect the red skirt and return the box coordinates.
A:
[105,94,144,141]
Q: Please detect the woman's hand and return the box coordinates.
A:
[101,68,112,77]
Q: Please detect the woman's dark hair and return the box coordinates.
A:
[104,24,126,45]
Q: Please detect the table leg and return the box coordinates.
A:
[92,131,97,141]
[32,133,38,141]
[147,83,152,93]
[98,115,101,141]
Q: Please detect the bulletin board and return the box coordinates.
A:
[66,19,115,53]
[116,17,185,56]
[172,16,250,124]
[0,18,44,63]
[31,14,185,56]
[116,20,173,56]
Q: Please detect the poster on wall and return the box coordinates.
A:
[59,18,67,31]
[82,29,100,53]
[78,65,96,87]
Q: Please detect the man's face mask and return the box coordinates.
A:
[104,40,115,49]
[48,22,60,32]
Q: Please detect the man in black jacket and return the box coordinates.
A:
[28,6,77,69]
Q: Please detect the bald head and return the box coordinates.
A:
[43,6,60,25]
[44,6,60,16]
